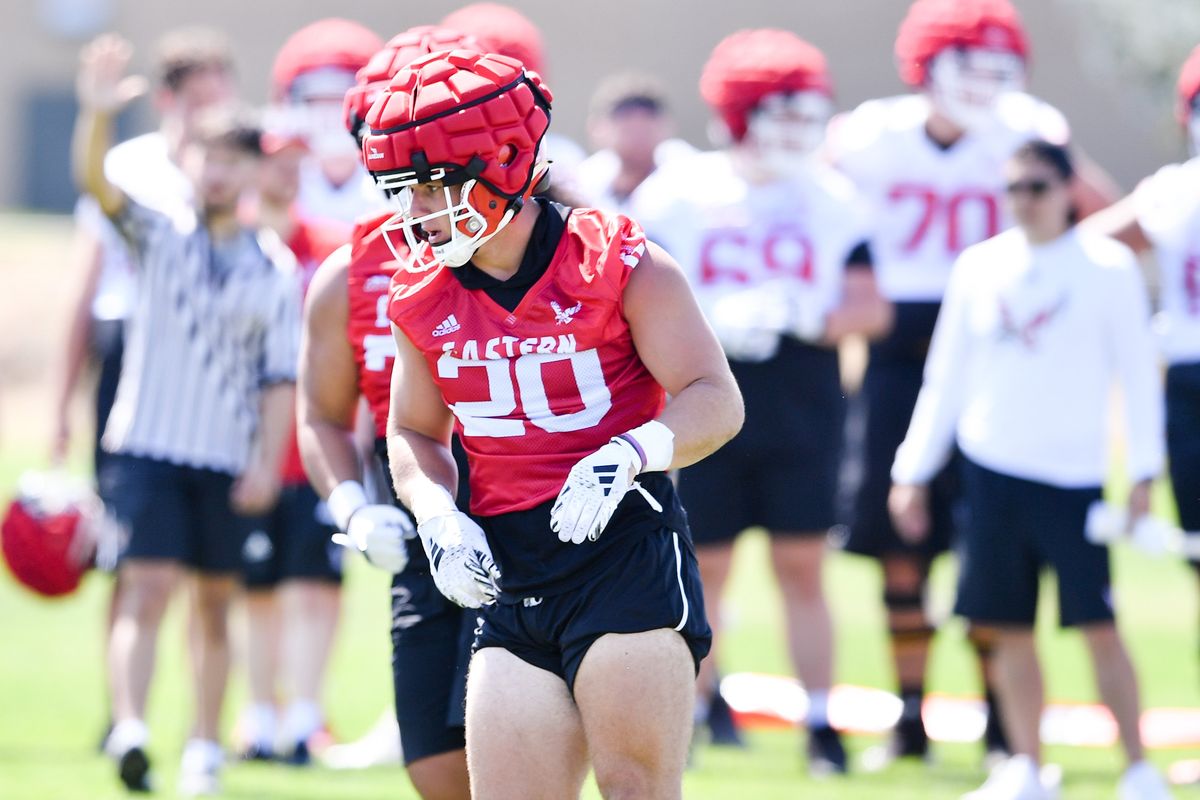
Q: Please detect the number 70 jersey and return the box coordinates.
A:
[388,209,665,517]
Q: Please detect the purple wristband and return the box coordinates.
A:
[615,433,647,472]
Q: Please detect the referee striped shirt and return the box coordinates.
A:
[101,199,301,475]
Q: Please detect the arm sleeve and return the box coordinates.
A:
[891,254,974,484]
[1106,257,1166,482]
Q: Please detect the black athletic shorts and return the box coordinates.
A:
[679,337,845,544]
[954,458,1112,628]
[1167,361,1200,537]
[241,482,342,590]
[474,487,711,695]
[844,302,958,558]
[99,453,255,574]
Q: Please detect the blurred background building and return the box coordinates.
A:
[0,0,1198,212]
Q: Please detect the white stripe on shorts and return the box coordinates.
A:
[671,531,689,632]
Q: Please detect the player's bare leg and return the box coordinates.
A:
[109,560,180,725]
[406,750,471,800]
[769,534,845,772]
[989,627,1042,762]
[575,630,695,800]
[466,648,588,800]
[278,579,341,759]
[188,573,238,741]
[242,590,281,758]
[694,543,735,740]
[1080,623,1145,763]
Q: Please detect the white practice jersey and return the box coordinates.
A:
[576,138,698,214]
[830,92,1069,303]
[1134,156,1200,364]
[892,228,1164,488]
[75,132,191,321]
[631,150,870,325]
[296,160,386,226]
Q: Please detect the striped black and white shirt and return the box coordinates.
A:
[101,199,301,475]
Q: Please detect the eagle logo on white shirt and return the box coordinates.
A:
[551,300,583,325]
[998,296,1068,350]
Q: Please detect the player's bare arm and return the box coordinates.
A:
[1070,148,1123,220]
[624,241,744,469]
[824,266,894,343]
[231,382,292,515]
[51,230,105,462]
[71,34,146,219]
[1080,192,1153,252]
[296,246,361,497]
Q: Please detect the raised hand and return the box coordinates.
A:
[77,34,147,113]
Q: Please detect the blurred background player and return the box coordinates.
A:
[269,18,384,225]
[363,49,740,800]
[298,25,485,798]
[235,129,349,764]
[633,29,891,774]
[74,35,299,796]
[50,27,236,750]
[1086,43,1200,603]
[889,140,1171,800]
[827,0,1119,766]
[575,72,695,213]
[440,2,587,194]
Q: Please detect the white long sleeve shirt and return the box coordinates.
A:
[892,227,1164,488]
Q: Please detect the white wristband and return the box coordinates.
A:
[327,480,368,532]
[409,483,457,526]
[618,420,675,473]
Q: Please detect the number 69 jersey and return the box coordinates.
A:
[387,209,665,517]
[828,92,1070,303]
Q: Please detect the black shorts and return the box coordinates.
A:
[954,458,1112,628]
[474,519,711,695]
[391,549,473,764]
[1167,361,1200,536]
[679,338,844,545]
[241,483,343,590]
[844,303,958,559]
[98,453,255,574]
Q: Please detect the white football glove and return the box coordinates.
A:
[709,285,792,362]
[786,287,827,343]
[550,421,673,545]
[331,505,413,574]
[410,485,501,608]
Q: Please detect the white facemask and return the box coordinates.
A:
[745,91,832,178]
[379,180,514,271]
[928,48,1026,132]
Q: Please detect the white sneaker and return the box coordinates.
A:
[962,754,1052,800]
[319,712,402,769]
[178,739,223,797]
[1119,761,1174,800]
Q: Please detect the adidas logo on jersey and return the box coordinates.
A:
[432,314,462,337]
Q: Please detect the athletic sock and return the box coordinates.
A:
[283,700,322,746]
[806,689,831,729]
[246,703,277,751]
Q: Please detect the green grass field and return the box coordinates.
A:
[2,447,1199,800]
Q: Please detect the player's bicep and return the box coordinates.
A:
[387,324,453,446]
[1080,193,1151,253]
[623,242,734,397]
[298,249,358,429]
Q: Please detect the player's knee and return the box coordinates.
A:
[591,756,665,800]
[406,751,469,800]
[1079,622,1121,654]
[884,590,932,643]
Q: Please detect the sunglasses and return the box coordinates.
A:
[1005,179,1055,197]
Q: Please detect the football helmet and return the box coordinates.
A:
[361,49,552,270]
[343,26,482,146]
[1177,44,1200,154]
[1,472,107,597]
[441,3,545,76]
[896,0,1028,130]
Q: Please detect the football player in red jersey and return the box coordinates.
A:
[362,51,742,799]
[297,25,482,800]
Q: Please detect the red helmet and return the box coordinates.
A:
[700,29,832,143]
[1,473,103,598]
[343,25,483,144]
[271,18,383,101]
[1178,44,1200,124]
[441,3,545,76]
[895,0,1028,87]
[362,49,552,269]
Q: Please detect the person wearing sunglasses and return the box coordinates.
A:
[887,139,1171,800]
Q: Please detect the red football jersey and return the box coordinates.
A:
[388,208,664,517]
[347,211,405,439]
[281,215,353,485]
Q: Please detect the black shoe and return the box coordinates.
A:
[239,743,276,762]
[806,725,848,776]
[285,740,311,767]
[118,746,151,793]
[893,713,929,759]
[705,689,746,748]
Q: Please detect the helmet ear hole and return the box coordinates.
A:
[497,143,518,166]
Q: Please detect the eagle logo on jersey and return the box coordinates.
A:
[551,300,583,325]
[997,295,1067,350]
